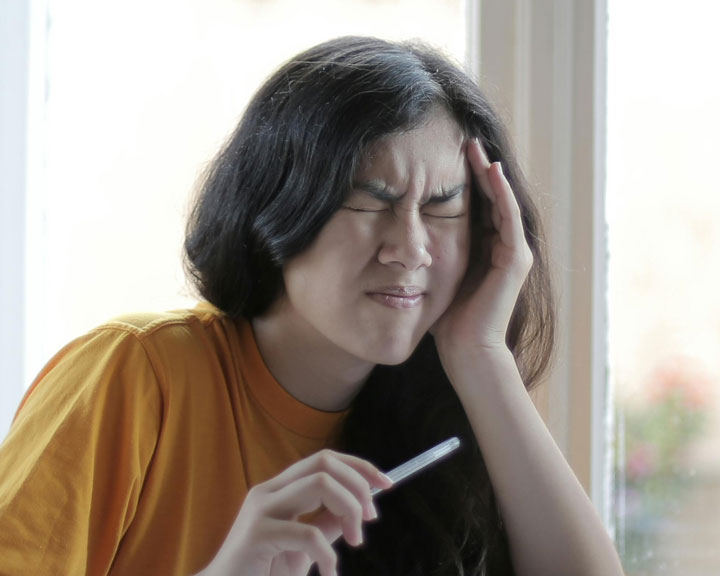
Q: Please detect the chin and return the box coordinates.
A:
[365,335,423,366]
[374,353,413,367]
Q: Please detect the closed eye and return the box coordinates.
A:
[342,205,389,213]
[423,211,465,219]
[343,185,393,213]
[343,182,468,217]
[422,193,466,219]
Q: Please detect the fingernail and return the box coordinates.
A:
[368,501,378,520]
[497,162,504,175]
[379,472,394,486]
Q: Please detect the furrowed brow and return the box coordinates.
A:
[425,184,467,204]
[351,181,403,202]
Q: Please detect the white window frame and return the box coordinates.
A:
[1,0,30,439]
[1,0,48,441]
[468,0,610,523]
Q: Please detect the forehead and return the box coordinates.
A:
[355,108,467,182]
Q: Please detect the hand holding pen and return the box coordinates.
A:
[198,438,460,576]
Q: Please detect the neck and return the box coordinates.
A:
[251,300,375,412]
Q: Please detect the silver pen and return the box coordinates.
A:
[371,437,461,496]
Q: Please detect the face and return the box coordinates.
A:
[280,108,472,366]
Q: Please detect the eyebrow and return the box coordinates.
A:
[351,181,467,203]
[352,181,401,202]
[425,183,467,204]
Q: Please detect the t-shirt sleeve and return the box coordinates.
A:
[0,327,163,575]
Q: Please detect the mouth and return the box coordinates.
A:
[366,286,425,309]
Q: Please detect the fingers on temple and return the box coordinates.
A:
[468,139,525,246]
[467,138,495,203]
[489,163,525,248]
[491,202,502,233]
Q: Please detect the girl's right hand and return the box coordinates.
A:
[199,449,393,576]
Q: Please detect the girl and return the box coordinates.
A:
[0,37,623,575]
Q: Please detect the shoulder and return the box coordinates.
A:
[24,304,236,404]
[98,303,227,341]
[19,303,250,425]
[75,304,244,388]
[77,303,241,362]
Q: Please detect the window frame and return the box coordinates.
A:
[0,0,31,440]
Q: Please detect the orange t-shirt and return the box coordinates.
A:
[0,304,347,575]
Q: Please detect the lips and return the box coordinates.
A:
[367,286,425,309]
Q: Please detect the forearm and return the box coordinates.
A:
[443,347,624,576]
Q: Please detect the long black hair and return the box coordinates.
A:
[185,36,555,575]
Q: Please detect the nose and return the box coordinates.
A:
[377,210,432,270]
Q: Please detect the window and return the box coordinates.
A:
[607,0,720,573]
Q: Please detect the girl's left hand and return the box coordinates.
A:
[433,138,533,365]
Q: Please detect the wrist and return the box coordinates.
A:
[437,338,514,367]
[438,341,518,384]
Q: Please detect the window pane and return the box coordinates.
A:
[26,0,466,384]
[607,1,720,574]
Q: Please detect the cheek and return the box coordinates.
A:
[429,224,472,280]
[323,215,381,263]
[283,219,375,293]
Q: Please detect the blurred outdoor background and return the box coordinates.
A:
[607,1,720,573]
